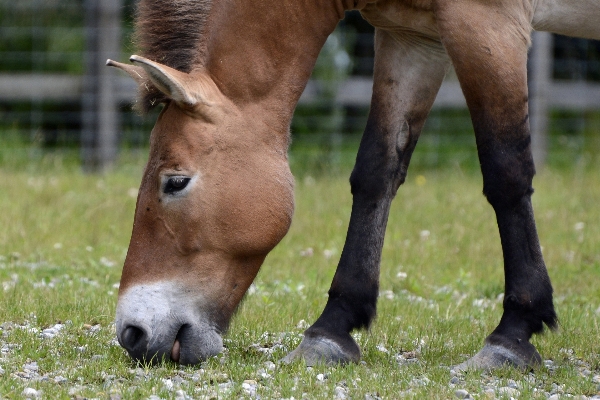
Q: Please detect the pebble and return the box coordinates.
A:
[22,388,40,398]
[161,378,174,390]
[334,386,348,399]
[174,389,190,400]
[256,368,272,380]
[264,361,276,371]
[498,387,520,397]
[0,321,15,330]
[455,389,470,399]
[242,382,257,397]
[506,379,519,389]
[243,379,258,393]
[41,323,64,339]
[24,362,38,371]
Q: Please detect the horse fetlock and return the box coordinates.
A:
[282,331,360,366]
[500,286,557,335]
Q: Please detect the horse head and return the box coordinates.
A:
[108,56,294,364]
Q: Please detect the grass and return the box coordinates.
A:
[0,145,600,398]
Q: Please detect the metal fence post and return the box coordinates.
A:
[82,0,122,172]
[528,31,553,169]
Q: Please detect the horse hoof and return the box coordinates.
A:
[452,342,542,373]
[281,334,360,366]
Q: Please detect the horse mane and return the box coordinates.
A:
[134,0,212,112]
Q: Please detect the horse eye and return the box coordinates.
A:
[164,176,191,194]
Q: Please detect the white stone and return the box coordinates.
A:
[334,386,347,399]
[22,388,39,398]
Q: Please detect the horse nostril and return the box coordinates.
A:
[121,325,147,352]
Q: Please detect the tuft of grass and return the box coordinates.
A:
[1,148,600,398]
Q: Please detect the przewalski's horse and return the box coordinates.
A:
[108,0,600,368]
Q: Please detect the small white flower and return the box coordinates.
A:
[376,344,389,353]
[127,188,138,198]
[396,271,407,280]
[300,247,314,257]
[380,290,394,300]
[323,249,335,259]
[100,257,115,267]
[296,319,309,329]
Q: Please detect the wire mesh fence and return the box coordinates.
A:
[0,3,599,173]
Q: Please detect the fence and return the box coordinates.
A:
[1,2,599,171]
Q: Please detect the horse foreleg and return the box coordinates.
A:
[283,28,449,365]
[435,0,558,371]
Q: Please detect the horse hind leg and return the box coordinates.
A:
[435,1,557,371]
[283,28,450,365]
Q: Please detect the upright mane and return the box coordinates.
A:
[134,0,212,112]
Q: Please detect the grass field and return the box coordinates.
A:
[0,146,600,399]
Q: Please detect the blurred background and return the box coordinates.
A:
[1,0,599,175]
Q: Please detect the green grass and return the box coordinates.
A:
[1,147,600,398]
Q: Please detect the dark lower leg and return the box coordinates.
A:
[459,134,557,370]
[486,196,557,355]
[458,196,557,371]
[302,120,415,361]
[303,190,393,357]
[282,113,420,365]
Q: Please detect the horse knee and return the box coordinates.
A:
[350,157,403,200]
[350,121,415,199]
[480,148,536,209]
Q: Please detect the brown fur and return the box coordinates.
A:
[114,0,600,367]
[135,0,212,112]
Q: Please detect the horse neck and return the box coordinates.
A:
[203,0,345,136]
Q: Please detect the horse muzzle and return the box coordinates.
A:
[115,282,223,365]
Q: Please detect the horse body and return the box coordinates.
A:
[109,0,600,367]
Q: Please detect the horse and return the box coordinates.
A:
[107,0,600,368]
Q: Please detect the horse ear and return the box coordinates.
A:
[106,59,148,87]
[128,55,212,107]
